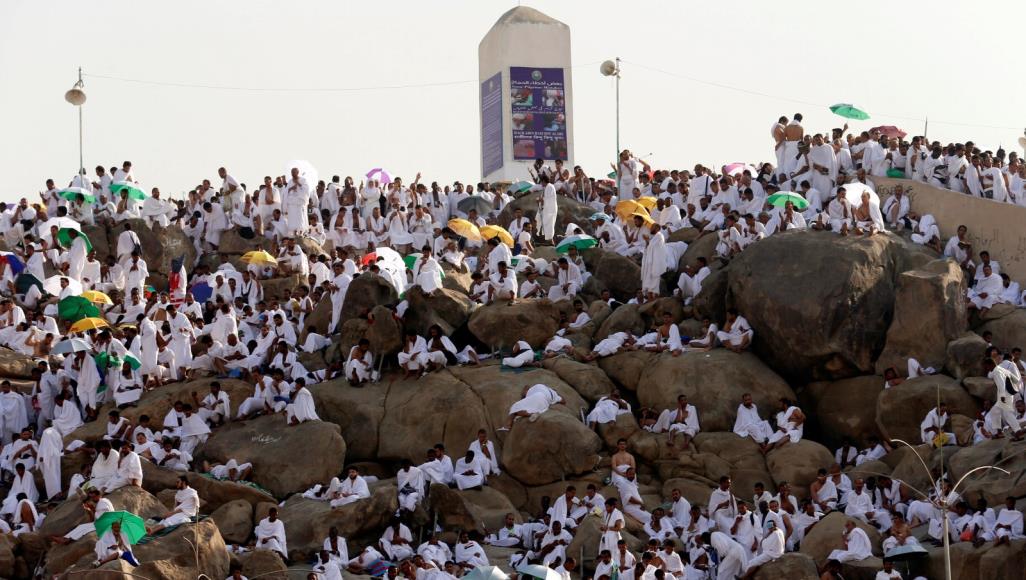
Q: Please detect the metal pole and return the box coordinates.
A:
[943,504,951,580]
[615,57,621,157]
[78,67,84,173]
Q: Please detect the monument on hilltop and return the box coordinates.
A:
[478,6,574,182]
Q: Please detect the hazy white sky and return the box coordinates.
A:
[3,0,1025,203]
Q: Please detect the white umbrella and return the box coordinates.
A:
[52,338,91,355]
[464,566,509,580]
[38,217,80,244]
[517,564,563,580]
[43,275,82,297]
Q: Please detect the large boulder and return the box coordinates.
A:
[598,351,658,391]
[945,333,987,379]
[428,483,521,534]
[310,380,386,461]
[468,300,562,349]
[686,433,772,506]
[123,219,198,290]
[752,553,819,580]
[210,499,254,545]
[278,484,399,560]
[978,309,1026,352]
[948,438,1026,505]
[341,273,400,320]
[765,440,835,498]
[140,461,275,512]
[196,415,346,497]
[0,349,36,379]
[402,286,475,336]
[567,514,645,568]
[798,512,881,565]
[219,229,273,255]
[875,375,979,443]
[375,371,491,462]
[876,259,967,374]
[39,485,167,537]
[727,230,931,381]
[65,377,254,443]
[234,550,289,579]
[541,358,616,403]
[634,350,796,432]
[584,249,643,301]
[805,376,883,448]
[595,304,646,340]
[500,411,602,485]
[367,304,404,357]
[693,266,728,322]
[57,519,230,580]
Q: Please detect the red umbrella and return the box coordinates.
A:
[870,125,907,139]
[361,252,378,266]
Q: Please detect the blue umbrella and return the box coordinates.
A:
[0,253,24,275]
[190,282,213,303]
[589,212,611,222]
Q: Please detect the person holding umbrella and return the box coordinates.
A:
[94,518,141,568]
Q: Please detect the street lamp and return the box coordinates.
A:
[888,438,1009,580]
[600,58,621,161]
[64,67,87,175]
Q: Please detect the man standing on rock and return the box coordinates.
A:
[709,476,739,532]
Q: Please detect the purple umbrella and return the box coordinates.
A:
[366,167,393,185]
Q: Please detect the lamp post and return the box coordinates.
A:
[600,58,621,161]
[64,67,87,174]
[888,438,1009,580]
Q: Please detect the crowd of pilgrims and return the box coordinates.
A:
[0,117,1023,577]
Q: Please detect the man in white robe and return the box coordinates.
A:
[501,383,562,430]
[284,169,310,235]
[539,175,558,241]
[547,258,582,301]
[968,264,1003,313]
[285,380,319,425]
[397,460,426,512]
[254,507,288,559]
[468,429,500,476]
[147,476,201,534]
[710,531,748,580]
[454,450,486,490]
[745,522,785,573]
[708,476,739,532]
[733,393,773,443]
[331,468,370,507]
[38,426,63,501]
[826,520,873,562]
[640,224,668,298]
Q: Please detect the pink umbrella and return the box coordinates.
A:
[870,126,907,139]
[723,163,758,176]
[366,168,393,185]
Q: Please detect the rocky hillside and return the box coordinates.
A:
[14,205,1026,580]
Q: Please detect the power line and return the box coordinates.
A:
[82,61,602,94]
[621,59,1023,133]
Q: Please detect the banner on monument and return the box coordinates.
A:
[481,72,504,176]
[510,67,568,161]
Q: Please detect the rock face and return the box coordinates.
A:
[875,375,979,443]
[0,349,35,379]
[946,332,987,378]
[498,192,596,241]
[804,376,883,448]
[765,440,834,498]
[584,249,643,300]
[727,231,930,381]
[428,483,520,534]
[402,286,475,336]
[210,499,255,544]
[278,484,399,560]
[753,553,819,580]
[501,411,602,485]
[978,309,1026,352]
[197,415,346,497]
[632,350,796,432]
[876,259,967,374]
[124,219,198,290]
[341,273,399,320]
[468,299,562,349]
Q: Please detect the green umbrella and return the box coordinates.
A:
[829,103,870,120]
[56,228,93,253]
[110,181,148,201]
[511,180,534,193]
[59,188,96,204]
[96,352,142,371]
[58,296,101,322]
[403,254,418,270]
[556,234,599,254]
[95,511,147,544]
[766,192,809,211]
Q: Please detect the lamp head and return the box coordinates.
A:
[600,60,619,77]
[65,82,86,106]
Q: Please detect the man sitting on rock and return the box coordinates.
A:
[733,393,773,445]
[146,475,200,535]
[254,506,288,561]
[760,398,805,454]
[716,308,753,352]
[843,478,892,532]
[920,401,957,446]
[825,519,873,563]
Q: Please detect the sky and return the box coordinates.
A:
[2,0,1025,203]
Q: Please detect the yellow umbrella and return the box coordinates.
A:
[447,218,483,242]
[69,317,110,333]
[615,199,649,221]
[636,196,659,209]
[631,211,655,227]
[80,290,113,305]
[241,250,278,267]
[480,224,514,247]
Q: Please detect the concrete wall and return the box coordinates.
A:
[478,6,573,183]
[875,176,1026,282]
